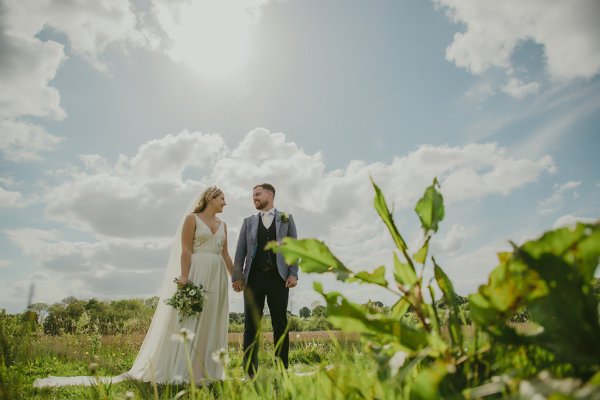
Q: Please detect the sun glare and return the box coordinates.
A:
[157,1,258,79]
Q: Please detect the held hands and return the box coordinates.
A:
[285,276,297,288]
[232,280,245,292]
[232,278,295,290]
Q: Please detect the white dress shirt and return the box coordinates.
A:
[260,208,275,228]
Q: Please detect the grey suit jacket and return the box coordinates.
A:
[233,209,298,283]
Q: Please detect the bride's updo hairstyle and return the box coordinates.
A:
[193,186,222,213]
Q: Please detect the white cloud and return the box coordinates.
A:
[552,214,598,229]
[44,131,226,238]
[129,131,228,181]
[537,181,581,214]
[150,0,272,78]
[465,81,495,105]
[431,224,471,254]
[0,119,64,162]
[4,0,150,72]
[5,129,555,307]
[0,0,154,162]
[0,186,23,208]
[0,31,65,121]
[436,0,600,80]
[43,130,555,242]
[442,243,511,296]
[0,13,66,161]
[502,78,540,99]
[0,271,89,311]
[0,260,10,268]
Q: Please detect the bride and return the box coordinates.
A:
[34,186,234,387]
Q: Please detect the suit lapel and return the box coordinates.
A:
[275,209,282,240]
[251,213,259,244]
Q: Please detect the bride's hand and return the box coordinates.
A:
[178,277,189,287]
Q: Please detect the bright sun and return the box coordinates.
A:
[156,1,258,79]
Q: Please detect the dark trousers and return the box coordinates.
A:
[243,268,290,376]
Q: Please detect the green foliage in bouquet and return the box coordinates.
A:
[165,278,208,322]
[268,177,600,399]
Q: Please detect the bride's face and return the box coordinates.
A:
[210,193,226,213]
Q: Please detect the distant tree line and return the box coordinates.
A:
[20,277,600,336]
[22,298,337,335]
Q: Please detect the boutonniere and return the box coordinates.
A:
[279,212,289,223]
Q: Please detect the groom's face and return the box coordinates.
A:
[253,187,272,210]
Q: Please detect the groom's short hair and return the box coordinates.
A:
[254,183,275,196]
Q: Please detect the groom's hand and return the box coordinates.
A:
[232,280,245,292]
[285,276,297,288]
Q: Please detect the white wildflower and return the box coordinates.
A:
[171,328,195,343]
[211,348,230,366]
[389,351,408,377]
[125,391,135,400]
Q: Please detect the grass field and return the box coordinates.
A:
[20,330,369,399]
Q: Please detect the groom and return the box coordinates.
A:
[232,183,298,377]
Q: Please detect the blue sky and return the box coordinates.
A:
[1,0,599,314]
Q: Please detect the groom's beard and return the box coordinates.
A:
[254,199,269,210]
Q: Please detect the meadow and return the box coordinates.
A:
[10,327,369,399]
[2,179,599,399]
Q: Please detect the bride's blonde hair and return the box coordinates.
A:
[193,185,222,213]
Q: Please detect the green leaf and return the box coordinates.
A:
[313,282,429,351]
[394,252,418,287]
[390,297,410,318]
[348,265,389,287]
[267,238,352,281]
[371,177,408,251]
[516,247,600,364]
[433,259,463,349]
[520,221,600,281]
[469,256,548,341]
[409,360,449,400]
[469,222,600,365]
[414,178,444,234]
[413,237,430,265]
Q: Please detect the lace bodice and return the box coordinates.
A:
[193,214,225,254]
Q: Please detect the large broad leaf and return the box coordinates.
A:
[267,238,352,281]
[348,265,389,288]
[313,282,429,351]
[520,221,600,281]
[470,222,600,365]
[433,259,463,350]
[516,247,600,365]
[371,177,409,252]
[414,178,444,234]
[469,256,549,340]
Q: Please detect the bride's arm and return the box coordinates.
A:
[180,214,196,285]
[221,223,235,276]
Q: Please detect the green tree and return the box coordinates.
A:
[229,312,243,324]
[311,304,327,317]
[299,306,311,318]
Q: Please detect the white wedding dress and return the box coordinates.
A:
[34,214,229,387]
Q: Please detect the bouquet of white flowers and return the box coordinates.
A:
[165,277,208,321]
